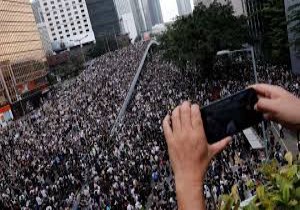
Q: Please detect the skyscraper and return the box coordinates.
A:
[284,0,300,74]
[38,0,96,51]
[148,0,163,26]
[176,0,192,16]
[31,0,53,55]
[85,0,120,38]
[0,0,48,120]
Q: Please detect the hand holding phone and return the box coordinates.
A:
[201,88,263,144]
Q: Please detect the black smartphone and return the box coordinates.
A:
[200,88,263,144]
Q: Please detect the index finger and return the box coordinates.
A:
[163,114,173,144]
[249,84,281,99]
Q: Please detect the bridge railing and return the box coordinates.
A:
[110,40,159,136]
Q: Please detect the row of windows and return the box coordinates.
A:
[46,9,85,17]
[50,23,89,32]
[44,0,82,6]
[47,14,86,22]
[44,2,84,11]
[52,29,90,41]
[48,18,88,27]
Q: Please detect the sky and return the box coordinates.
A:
[160,0,195,22]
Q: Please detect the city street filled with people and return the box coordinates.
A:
[0,42,299,209]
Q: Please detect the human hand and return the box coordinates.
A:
[252,84,300,130]
[163,101,231,210]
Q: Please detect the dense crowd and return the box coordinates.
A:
[0,42,299,209]
[0,42,148,209]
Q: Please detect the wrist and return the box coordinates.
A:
[175,176,205,210]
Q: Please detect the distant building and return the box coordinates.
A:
[114,0,155,42]
[38,0,95,51]
[177,0,192,16]
[85,0,120,38]
[148,0,163,26]
[284,0,300,74]
[31,0,53,55]
[0,0,48,121]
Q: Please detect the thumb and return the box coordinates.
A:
[209,137,232,157]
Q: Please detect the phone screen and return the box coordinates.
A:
[201,88,263,144]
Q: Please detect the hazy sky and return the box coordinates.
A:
[160,0,194,22]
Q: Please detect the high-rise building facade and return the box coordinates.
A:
[177,0,193,16]
[114,0,154,41]
[38,0,95,51]
[85,0,120,38]
[0,0,48,122]
[284,0,300,74]
[31,0,53,55]
[148,0,163,26]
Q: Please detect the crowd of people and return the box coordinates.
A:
[0,42,148,209]
[0,41,299,209]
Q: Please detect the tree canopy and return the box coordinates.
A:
[259,0,290,65]
[159,2,249,77]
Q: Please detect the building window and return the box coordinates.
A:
[73,32,77,35]
[80,31,83,34]
[55,16,58,20]
[66,2,69,6]
[86,29,89,32]
[67,8,70,11]
[54,38,57,41]
[52,6,55,9]
[60,10,64,13]
[68,12,71,16]
[81,10,84,13]
[58,26,61,29]
[76,16,79,19]
[45,7,49,11]
[84,24,88,27]
[59,31,62,34]
[59,4,62,8]
[53,11,57,15]
[77,21,81,24]
[71,22,74,26]
[67,34,70,37]
[57,0,61,2]
[65,29,69,33]
[64,25,68,28]
[61,15,65,18]
[48,18,52,21]
[75,11,78,15]
[82,14,86,18]
[56,21,60,24]
[79,0,82,2]
[63,19,66,23]
[83,19,87,22]
[49,23,53,26]
[80,4,83,8]
[73,6,76,9]
[46,13,50,16]
[52,33,56,36]
[60,36,64,39]
[43,2,47,6]
[78,26,82,29]
[50,1,54,4]
[50,28,54,31]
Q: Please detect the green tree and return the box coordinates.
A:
[259,0,290,65]
[159,1,248,77]
[220,152,300,210]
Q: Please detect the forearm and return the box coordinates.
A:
[175,177,206,210]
